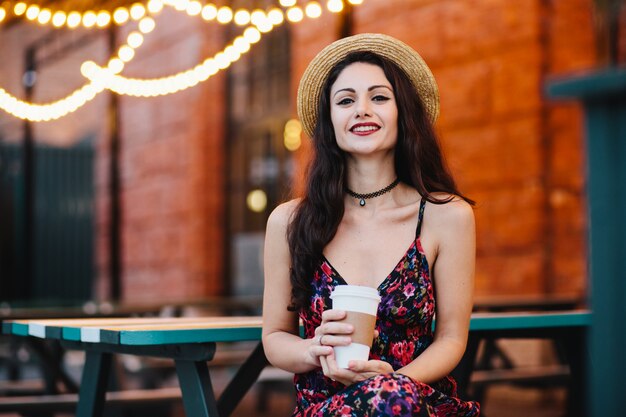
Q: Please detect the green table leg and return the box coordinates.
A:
[175,360,218,417]
[218,342,269,417]
[75,350,112,417]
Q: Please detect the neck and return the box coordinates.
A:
[345,155,397,193]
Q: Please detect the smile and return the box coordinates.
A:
[350,123,380,135]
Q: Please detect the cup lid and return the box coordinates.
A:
[330,285,381,301]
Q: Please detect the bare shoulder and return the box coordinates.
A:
[426,193,474,232]
[266,198,301,232]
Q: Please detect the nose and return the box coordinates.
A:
[355,98,372,118]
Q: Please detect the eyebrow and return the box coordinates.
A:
[332,85,393,98]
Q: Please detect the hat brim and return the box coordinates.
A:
[296,33,439,139]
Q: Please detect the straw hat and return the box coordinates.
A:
[296,33,440,138]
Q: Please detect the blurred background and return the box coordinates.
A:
[0,0,624,416]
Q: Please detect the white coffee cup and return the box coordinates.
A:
[330,285,381,369]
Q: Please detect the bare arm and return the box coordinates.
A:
[261,200,334,373]
[395,198,475,383]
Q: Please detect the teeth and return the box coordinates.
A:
[352,125,379,132]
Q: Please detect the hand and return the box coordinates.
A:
[307,309,353,368]
[321,353,394,386]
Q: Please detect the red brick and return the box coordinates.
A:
[547,0,597,73]
[472,184,545,253]
[354,0,444,64]
[547,104,586,189]
[475,249,545,296]
[436,60,492,127]
[491,46,542,117]
[443,116,542,188]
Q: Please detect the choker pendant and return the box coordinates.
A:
[346,178,400,207]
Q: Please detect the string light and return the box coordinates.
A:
[0,83,105,122]
[234,9,251,26]
[0,0,368,122]
[81,26,267,97]
[1,1,160,29]
[201,4,217,20]
[147,0,164,14]
[2,1,356,30]
[113,7,130,24]
[305,2,323,18]
[216,6,233,23]
[130,3,146,20]
[186,1,202,16]
[36,8,50,24]
[127,31,144,48]
[67,11,81,28]
[96,11,112,27]
[0,16,152,122]
[267,8,284,25]
[286,7,304,22]
[327,0,344,13]
[138,16,155,33]
[14,2,27,16]
[82,11,97,28]
[25,5,39,20]
[51,11,66,27]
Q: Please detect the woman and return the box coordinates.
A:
[262,33,480,416]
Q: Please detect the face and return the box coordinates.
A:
[329,62,398,156]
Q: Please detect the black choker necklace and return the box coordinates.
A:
[346,178,400,207]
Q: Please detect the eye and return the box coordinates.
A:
[372,95,390,102]
[336,97,354,106]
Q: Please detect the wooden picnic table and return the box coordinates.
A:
[0,296,262,397]
[2,310,591,417]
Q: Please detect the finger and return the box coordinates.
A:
[326,352,354,376]
[321,309,347,322]
[321,321,354,335]
[349,359,393,374]
[347,360,370,372]
[311,345,334,357]
[374,329,380,338]
[319,334,352,347]
[320,355,330,376]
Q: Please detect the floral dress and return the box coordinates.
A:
[293,199,480,416]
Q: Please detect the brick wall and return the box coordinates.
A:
[105,8,226,301]
[0,0,610,302]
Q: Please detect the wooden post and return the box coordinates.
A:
[547,68,626,417]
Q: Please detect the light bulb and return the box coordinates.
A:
[305,2,322,18]
[52,11,67,27]
[234,9,251,25]
[130,3,146,20]
[127,32,144,48]
[113,8,130,24]
[287,7,304,22]
[216,7,233,23]
[201,4,217,20]
[82,11,97,27]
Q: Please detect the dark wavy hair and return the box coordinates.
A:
[287,51,473,313]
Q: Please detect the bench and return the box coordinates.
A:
[0,387,183,412]
[452,310,590,417]
[2,310,590,417]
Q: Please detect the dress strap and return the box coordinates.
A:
[415,199,426,238]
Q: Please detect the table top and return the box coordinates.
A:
[2,310,591,346]
[0,296,263,321]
